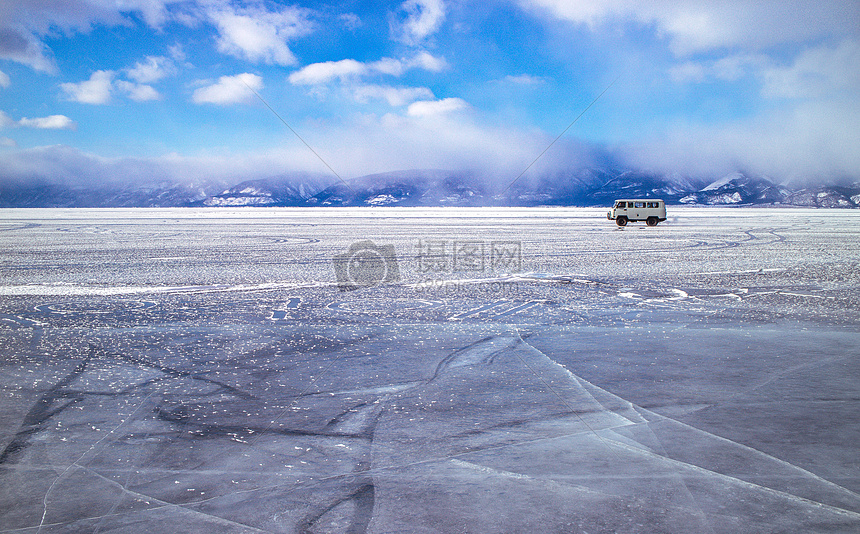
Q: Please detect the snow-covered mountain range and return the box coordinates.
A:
[2,169,858,208]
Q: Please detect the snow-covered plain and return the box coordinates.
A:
[0,207,858,533]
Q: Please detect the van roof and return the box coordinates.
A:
[614,199,664,202]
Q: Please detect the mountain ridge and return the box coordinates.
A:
[1,169,858,208]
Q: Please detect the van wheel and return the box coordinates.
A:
[616,217,627,226]
[646,217,658,226]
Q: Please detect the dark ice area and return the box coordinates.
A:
[1,207,858,533]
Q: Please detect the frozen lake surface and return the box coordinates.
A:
[1,207,859,533]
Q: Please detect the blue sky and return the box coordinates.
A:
[1,0,859,186]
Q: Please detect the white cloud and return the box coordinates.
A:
[289,53,447,85]
[340,12,362,31]
[370,57,406,77]
[668,62,706,84]
[192,73,262,105]
[669,40,860,103]
[0,69,10,88]
[520,0,860,56]
[17,114,76,130]
[623,97,860,182]
[407,97,468,116]
[711,54,768,81]
[648,37,860,182]
[126,55,174,84]
[289,52,451,109]
[293,107,580,179]
[60,54,177,104]
[289,59,368,85]
[501,74,546,85]
[0,0,176,73]
[121,53,177,100]
[762,39,860,99]
[60,70,115,104]
[206,2,313,66]
[407,51,447,72]
[167,43,186,62]
[0,106,591,188]
[0,136,16,147]
[394,0,447,45]
[116,80,161,102]
[0,110,76,130]
[0,110,14,128]
[352,84,435,106]
[670,53,768,83]
[0,27,57,74]
[274,110,565,179]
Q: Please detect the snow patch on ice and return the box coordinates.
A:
[449,459,531,480]
[0,281,327,296]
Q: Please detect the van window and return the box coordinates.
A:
[634,201,644,208]
[615,201,626,208]
[646,202,656,208]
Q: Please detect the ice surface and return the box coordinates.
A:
[0,207,858,533]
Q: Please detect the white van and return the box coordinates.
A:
[607,199,666,226]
